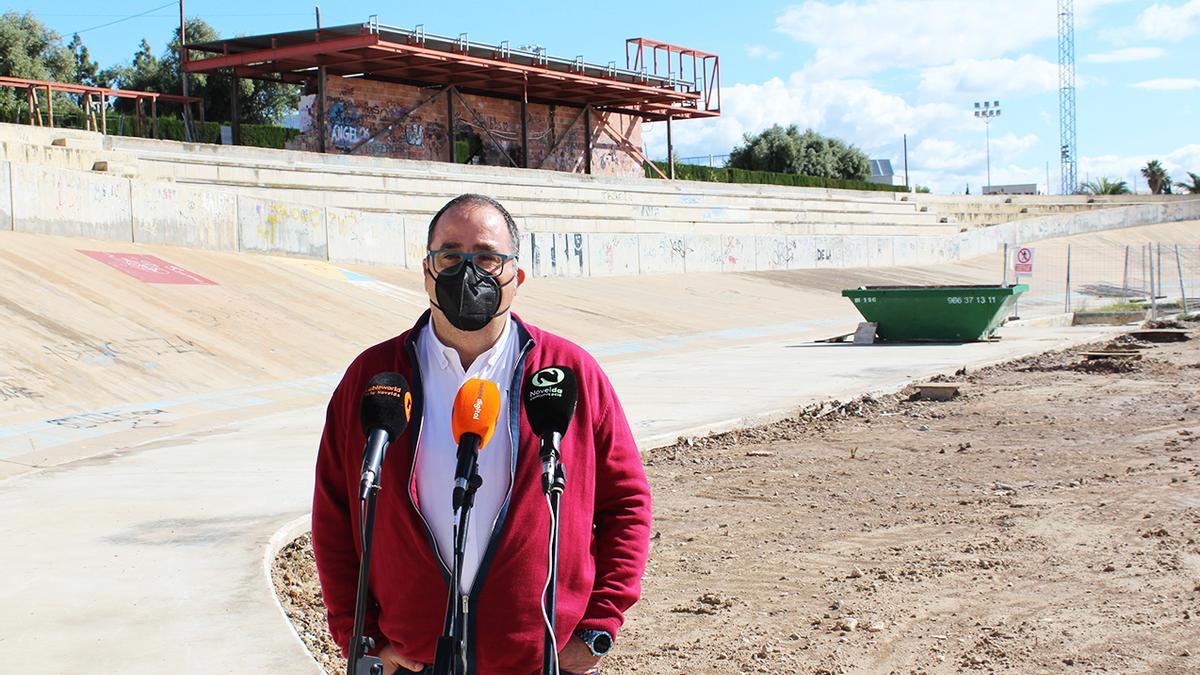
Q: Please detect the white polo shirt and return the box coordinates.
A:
[415,317,518,592]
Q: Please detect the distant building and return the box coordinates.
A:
[868,159,903,186]
[983,183,1039,195]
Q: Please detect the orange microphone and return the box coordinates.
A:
[451,378,501,511]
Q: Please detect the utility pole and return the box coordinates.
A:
[179,0,192,141]
[1058,0,1078,195]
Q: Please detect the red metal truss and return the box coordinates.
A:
[184,23,719,120]
[625,38,720,118]
[0,75,201,134]
[0,76,200,103]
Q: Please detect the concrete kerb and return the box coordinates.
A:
[264,513,322,670]
[636,322,1122,450]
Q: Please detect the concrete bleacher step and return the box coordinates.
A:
[131,154,933,221]
[91,160,138,177]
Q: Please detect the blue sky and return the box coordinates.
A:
[20,0,1200,194]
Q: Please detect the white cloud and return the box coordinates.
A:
[1137,0,1200,41]
[642,73,962,161]
[1079,144,1200,186]
[919,55,1060,98]
[1084,46,1166,63]
[746,45,781,61]
[1133,78,1200,90]
[773,0,1127,78]
[911,133,1039,172]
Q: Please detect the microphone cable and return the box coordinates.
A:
[540,493,561,675]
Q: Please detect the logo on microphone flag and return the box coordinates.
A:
[531,367,566,388]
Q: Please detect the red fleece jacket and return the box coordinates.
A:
[312,312,652,673]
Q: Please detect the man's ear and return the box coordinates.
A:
[517,267,526,286]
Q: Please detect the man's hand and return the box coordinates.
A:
[558,635,602,674]
[378,643,425,673]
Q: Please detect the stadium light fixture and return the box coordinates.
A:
[973,100,1001,190]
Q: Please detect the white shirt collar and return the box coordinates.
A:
[423,316,514,374]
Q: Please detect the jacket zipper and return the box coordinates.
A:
[467,336,533,597]
[405,335,452,580]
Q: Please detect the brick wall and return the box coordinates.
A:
[287,76,645,177]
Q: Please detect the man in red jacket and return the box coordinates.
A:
[312,193,652,674]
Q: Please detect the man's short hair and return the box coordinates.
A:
[427,194,520,256]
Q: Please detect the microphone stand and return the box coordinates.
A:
[348,466,387,675]
[541,432,566,675]
[433,441,484,675]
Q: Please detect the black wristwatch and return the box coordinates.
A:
[575,629,613,656]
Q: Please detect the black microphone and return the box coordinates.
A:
[523,366,578,492]
[358,373,412,500]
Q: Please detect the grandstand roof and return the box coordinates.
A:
[185,22,719,121]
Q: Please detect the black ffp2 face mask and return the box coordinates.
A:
[428,260,516,332]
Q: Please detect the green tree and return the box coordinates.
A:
[0,11,75,119]
[1082,177,1131,195]
[1175,171,1200,194]
[729,124,870,180]
[68,33,99,86]
[100,18,298,124]
[1140,159,1171,195]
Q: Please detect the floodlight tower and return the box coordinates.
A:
[974,100,1001,190]
[1057,0,1078,195]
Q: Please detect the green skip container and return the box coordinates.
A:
[841,284,1028,342]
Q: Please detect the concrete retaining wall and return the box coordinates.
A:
[326,208,405,267]
[4,163,1199,279]
[133,182,237,250]
[237,196,328,259]
[0,161,11,231]
[11,164,131,240]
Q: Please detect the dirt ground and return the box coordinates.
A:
[274,323,1200,674]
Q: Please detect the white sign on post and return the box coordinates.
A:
[1013,246,1034,276]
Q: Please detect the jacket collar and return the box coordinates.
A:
[404,309,536,358]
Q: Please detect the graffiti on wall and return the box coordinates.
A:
[293,78,644,176]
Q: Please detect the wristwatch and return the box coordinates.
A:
[575,629,613,656]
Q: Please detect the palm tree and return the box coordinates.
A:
[1141,160,1171,194]
[1176,171,1200,194]
[1081,177,1131,195]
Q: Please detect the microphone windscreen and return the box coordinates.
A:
[523,366,578,436]
[451,378,502,449]
[359,372,413,439]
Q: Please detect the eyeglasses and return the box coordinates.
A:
[426,249,517,276]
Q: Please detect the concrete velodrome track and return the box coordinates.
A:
[0,222,1191,672]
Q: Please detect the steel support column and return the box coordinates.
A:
[520,98,529,168]
[317,67,327,153]
[583,105,592,175]
[447,86,456,163]
[230,76,241,145]
[521,74,529,168]
[666,115,675,179]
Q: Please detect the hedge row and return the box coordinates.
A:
[8,109,298,149]
[116,116,300,149]
[644,161,908,193]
